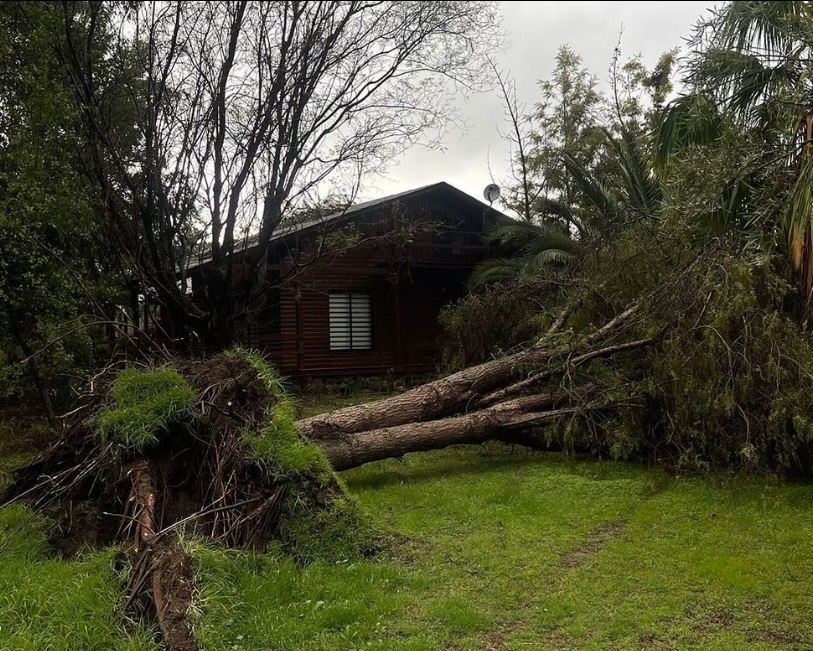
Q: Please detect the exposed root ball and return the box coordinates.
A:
[2,351,374,650]
[1,350,370,558]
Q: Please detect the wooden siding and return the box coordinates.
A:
[192,187,495,378]
[244,246,473,377]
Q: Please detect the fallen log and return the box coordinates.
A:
[317,385,602,470]
[298,304,641,440]
[475,337,653,408]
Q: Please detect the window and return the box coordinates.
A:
[329,292,372,351]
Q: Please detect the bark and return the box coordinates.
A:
[476,337,653,408]
[300,354,540,440]
[130,460,157,552]
[150,543,201,651]
[299,307,651,471]
[298,305,640,441]
[128,461,201,651]
[316,388,600,471]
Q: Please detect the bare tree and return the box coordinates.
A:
[54,0,502,345]
[491,61,539,223]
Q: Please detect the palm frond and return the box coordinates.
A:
[562,151,619,227]
[473,219,577,287]
[655,93,722,164]
[486,219,553,244]
[697,48,802,118]
[532,248,573,267]
[534,196,577,224]
[469,258,533,288]
[609,128,662,220]
[713,0,807,56]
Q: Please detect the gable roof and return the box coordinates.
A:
[190,181,507,268]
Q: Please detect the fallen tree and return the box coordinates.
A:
[6,249,813,650]
[298,303,642,442]
[1,308,648,650]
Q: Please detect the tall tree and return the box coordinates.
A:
[657,1,813,299]
[530,46,604,235]
[0,2,122,424]
[474,46,663,287]
[50,0,501,346]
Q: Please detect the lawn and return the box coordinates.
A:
[193,445,813,651]
[1,406,812,650]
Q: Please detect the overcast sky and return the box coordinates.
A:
[364,1,716,209]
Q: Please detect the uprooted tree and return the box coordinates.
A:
[9,3,813,649]
[7,236,813,649]
[3,305,652,650]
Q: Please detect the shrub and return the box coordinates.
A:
[440,279,559,369]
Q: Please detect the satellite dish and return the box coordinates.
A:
[483,183,501,204]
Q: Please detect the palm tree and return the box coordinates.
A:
[470,218,578,287]
[472,127,662,287]
[657,1,813,298]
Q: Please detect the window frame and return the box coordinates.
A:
[328,291,373,352]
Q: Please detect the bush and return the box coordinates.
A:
[440,279,559,369]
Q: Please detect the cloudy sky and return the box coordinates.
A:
[366,1,716,208]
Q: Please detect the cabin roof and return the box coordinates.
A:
[190,181,507,268]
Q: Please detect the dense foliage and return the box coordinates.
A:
[0,3,124,421]
[444,1,813,474]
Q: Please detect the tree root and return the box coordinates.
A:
[126,460,201,651]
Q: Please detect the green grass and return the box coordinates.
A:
[296,388,388,420]
[192,445,813,650]
[232,350,376,563]
[0,505,158,650]
[238,354,332,481]
[97,367,195,452]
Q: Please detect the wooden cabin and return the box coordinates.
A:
[189,182,506,379]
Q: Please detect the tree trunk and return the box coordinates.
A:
[127,461,201,651]
[296,306,650,471]
[316,390,596,470]
[298,306,644,453]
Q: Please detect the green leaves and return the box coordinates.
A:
[655,2,813,297]
[0,3,122,404]
[655,93,722,164]
[471,220,577,288]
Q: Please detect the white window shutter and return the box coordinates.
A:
[329,294,352,350]
[329,292,372,351]
[350,293,372,349]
